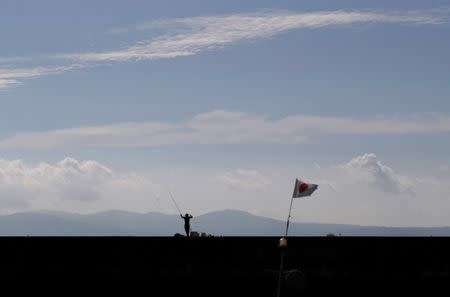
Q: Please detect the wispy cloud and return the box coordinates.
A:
[0,64,85,89]
[0,9,447,89]
[216,169,271,191]
[0,111,449,149]
[66,10,447,62]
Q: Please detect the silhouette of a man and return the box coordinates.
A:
[180,213,193,236]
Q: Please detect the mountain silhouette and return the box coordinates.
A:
[0,209,449,236]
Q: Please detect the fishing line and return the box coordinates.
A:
[168,189,183,216]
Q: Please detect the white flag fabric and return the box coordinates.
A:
[292,179,318,198]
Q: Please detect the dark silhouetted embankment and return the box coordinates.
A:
[1,237,449,296]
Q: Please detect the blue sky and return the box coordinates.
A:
[0,1,450,226]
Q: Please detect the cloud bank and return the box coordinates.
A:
[1,111,449,149]
[0,153,449,226]
[0,9,447,88]
[0,157,162,213]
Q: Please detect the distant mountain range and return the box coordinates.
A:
[0,209,449,236]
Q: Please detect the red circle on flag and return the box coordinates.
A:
[299,183,309,193]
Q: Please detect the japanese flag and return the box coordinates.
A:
[292,179,318,198]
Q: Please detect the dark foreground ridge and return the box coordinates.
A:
[1,237,449,296]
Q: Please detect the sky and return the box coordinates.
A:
[1,0,450,226]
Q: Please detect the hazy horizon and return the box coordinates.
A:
[1,208,450,229]
[2,209,450,236]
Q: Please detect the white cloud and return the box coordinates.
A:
[0,111,449,149]
[0,122,174,149]
[0,157,115,203]
[216,169,271,191]
[279,114,450,134]
[0,157,162,214]
[343,153,414,194]
[0,64,85,89]
[0,79,21,89]
[67,10,446,62]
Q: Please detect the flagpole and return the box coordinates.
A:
[278,195,294,297]
[276,245,285,297]
[285,196,294,237]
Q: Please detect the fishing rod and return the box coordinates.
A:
[168,189,183,216]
